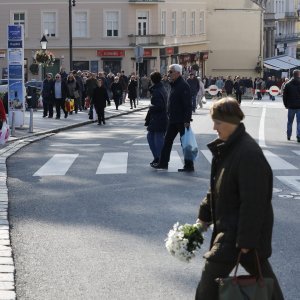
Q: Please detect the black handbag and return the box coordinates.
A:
[216,250,274,300]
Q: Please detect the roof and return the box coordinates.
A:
[264,55,300,70]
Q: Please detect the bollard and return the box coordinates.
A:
[11,111,16,137]
[28,108,33,133]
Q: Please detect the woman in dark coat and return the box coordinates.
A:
[146,72,168,166]
[127,75,138,109]
[110,76,123,110]
[195,97,284,300]
[92,78,109,125]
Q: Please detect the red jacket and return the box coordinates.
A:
[0,100,7,122]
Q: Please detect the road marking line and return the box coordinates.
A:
[33,154,79,176]
[263,150,297,170]
[276,176,300,192]
[201,149,297,170]
[50,144,101,147]
[168,151,183,172]
[133,143,181,146]
[259,105,267,148]
[96,152,128,174]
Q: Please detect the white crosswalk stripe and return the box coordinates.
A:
[96,152,128,174]
[33,149,299,176]
[200,150,297,170]
[33,154,79,176]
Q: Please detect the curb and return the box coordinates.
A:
[0,106,147,300]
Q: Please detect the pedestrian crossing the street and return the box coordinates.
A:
[33,148,299,177]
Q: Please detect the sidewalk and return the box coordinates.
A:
[7,99,150,143]
[0,98,149,300]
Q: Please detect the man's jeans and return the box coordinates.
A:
[147,131,165,160]
[287,108,300,138]
[191,95,197,111]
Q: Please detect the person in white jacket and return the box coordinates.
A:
[197,77,205,109]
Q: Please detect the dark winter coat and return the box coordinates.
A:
[168,76,192,124]
[283,78,300,109]
[146,82,168,132]
[42,79,54,103]
[187,77,200,96]
[198,123,274,263]
[224,79,234,93]
[128,80,137,99]
[92,86,109,110]
[110,82,123,100]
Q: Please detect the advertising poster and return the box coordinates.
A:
[7,24,25,127]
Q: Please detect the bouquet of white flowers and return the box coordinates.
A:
[165,222,204,262]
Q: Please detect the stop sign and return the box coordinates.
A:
[269,85,280,96]
[208,85,219,96]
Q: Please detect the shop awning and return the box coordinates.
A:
[264,55,300,70]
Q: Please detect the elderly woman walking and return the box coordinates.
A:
[195,97,284,300]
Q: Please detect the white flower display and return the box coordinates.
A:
[165,222,204,263]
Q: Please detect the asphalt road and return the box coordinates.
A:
[7,101,300,300]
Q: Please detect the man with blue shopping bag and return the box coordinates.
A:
[151,64,194,172]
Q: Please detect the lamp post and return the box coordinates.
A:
[69,0,76,71]
[40,34,48,80]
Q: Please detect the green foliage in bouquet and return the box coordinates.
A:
[182,223,204,253]
[34,50,55,66]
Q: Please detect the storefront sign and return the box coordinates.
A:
[166,47,174,55]
[97,50,125,57]
[143,49,152,57]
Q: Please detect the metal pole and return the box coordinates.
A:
[137,62,140,105]
[29,108,33,133]
[11,111,15,137]
[69,0,73,71]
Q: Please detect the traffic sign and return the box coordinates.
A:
[207,85,219,96]
[268,85,280,96]
[135,45,144,63]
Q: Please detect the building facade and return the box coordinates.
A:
[0,0,210,80]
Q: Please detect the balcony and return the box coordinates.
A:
[128,0,164,3]
[275,33,300,43]
[128,34,165,46]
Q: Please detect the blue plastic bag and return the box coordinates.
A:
[181,127,198,161]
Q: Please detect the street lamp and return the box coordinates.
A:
[69,0,76,71]
[40,35,48,79]
[40,35,48,50]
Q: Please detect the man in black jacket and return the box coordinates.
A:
[283,69,300,142]
[152,64,193,172]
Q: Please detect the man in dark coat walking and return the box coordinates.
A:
[152,64,193,172]
[283,69,300,142]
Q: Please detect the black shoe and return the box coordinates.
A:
[178,167,194,172]
[103,121,106,124]
[287,136,291,141]
[48,116,53,118]
[97,123,101,125]
[130,107,133,109]
[55,116,60,119]
[150,158,159,167]
[151,163,168,170]
[297,136,300,143]
[43,115,47,118]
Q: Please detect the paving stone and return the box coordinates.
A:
[0,274,14,282]
[0,258,13,266]
[0,290,16,299]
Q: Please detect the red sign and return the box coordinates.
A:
[144,49,152,57]
[97,50,125,57]
[166,47,174,55]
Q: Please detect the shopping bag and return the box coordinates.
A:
[93,107,97,121]
[217,251,274,300]
[180,127,198,161]
[85,97,90,109]
[65,99,74,112]
[0,121,10,145]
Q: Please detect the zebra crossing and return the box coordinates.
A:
[33,148,300,176]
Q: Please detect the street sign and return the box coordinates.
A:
[207,85,219,96]
[268,85,280,96]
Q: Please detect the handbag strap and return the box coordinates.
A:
[233,250,264,284]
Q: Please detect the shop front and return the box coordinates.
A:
[97,49,125,74]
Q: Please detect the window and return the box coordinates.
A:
[11,12,26,36]
[137,11,149,35]
[161,11,166,35]
[199,11,205,34]
[172,11,177,36]
[42,12,56,37]
[105,11,119,37]
[74,11,88,37]
[181,11,186,35]
[191,11,195,35]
